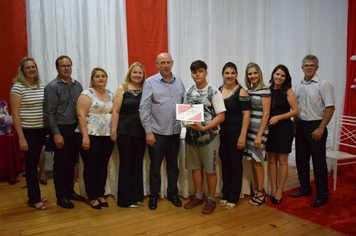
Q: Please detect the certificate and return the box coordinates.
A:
[176,104,204,122]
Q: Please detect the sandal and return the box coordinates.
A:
[40,179,47,185]
[249,189,265,206]
[41,197,48,203]
[98,197,108,207]
[225,202,236,210]
[219,199,228,207]
[34,202,47,210]
[90,199,101,210]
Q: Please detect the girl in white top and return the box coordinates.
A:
[75,67,114,210]
[10,57,48,210]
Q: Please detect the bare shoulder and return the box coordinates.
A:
[239,87,249,96]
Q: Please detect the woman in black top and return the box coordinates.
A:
[111,62,146,208]
[265,64,299,204]
[218,62,252,209]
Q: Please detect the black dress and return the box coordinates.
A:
[218,86,252,204]
[265,88,294,154]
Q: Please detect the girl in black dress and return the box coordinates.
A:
[219,62,251,209]
[266,65,299,204]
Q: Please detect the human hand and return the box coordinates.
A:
[110,132,117,142]
[54,133,65,149]
[82,136,90,150]
[268,116,279,126]
[311,127,324,142]
[146,132,156,147]
[19,137,28,151]
[254,136,262,148]
[191,122,205,132]
[237,135,246,150]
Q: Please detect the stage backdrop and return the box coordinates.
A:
[0,0,353,168]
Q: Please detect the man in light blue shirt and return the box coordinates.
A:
[139,52,185,210]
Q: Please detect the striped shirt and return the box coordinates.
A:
[10,82,47,129]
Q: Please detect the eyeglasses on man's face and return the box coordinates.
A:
[58,65,72,68]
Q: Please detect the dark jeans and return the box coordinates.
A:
[148,133,180,198]
[295,120,329,200]
[76,134,114,200]
[219,134,243,204]
[117,134,146,207]
[51,124,79,199]
[23,128,47,204]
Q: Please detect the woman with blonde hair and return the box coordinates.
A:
[111,62,146,208]
[75,67,114,210]
[244,62,271,206]
[10,57,48,210]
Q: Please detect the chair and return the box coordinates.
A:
[326,115,356,190]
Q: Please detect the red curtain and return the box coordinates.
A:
[0,0,28,112]
[126,0,168,78]
[339,0,356,172]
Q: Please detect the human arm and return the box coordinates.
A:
[191,112,225,132]
[311,106,335,141]
[77,94,91,150]
[44,83,64,149]
[10,94,28,151]
[268,89,299,125]
[138,81,155,146]
[237,88,251,149]
[254,95,271,147]
[110,85,124,142]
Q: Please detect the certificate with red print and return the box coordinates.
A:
[176,104,204,122]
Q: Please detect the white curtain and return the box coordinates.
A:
[168,0,348,165]
[26,0,129,91]
[168,0,347,113]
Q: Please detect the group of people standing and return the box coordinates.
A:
[10,52,334,213]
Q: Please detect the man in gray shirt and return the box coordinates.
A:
[44,55,84,209]
[139,52,185,210]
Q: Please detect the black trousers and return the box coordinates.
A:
[51,124,79,199]
[295,120,329,200]
[117,134,146,207]
[148,133,180,198]
[76,134,114,200]
[23,128,47,204]
[219,134,243,204]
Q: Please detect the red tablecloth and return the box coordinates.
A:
[0,131,25,183]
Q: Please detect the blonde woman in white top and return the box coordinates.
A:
[10,57,48,210]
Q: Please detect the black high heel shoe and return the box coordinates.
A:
[270,191,284,204]
[249,189,266,206]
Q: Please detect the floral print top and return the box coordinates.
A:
[75,89,113,136]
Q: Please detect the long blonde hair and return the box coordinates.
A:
[14,57,41,87]
[244,62,266,90]
[123,62,146,92]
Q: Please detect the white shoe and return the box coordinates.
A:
[137,201,145,206]
[129,204,139,208]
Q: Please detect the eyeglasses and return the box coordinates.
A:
[58,65,72,68]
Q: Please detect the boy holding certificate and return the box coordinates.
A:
[183,60,226,214]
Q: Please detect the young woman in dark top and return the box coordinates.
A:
[218,62,251,209]
[111,62,146,208]
[265,64,299,204]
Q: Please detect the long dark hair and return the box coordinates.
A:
[269,64,292,94]
[222,62,240,86]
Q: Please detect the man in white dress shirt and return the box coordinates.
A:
[290,55,335,208]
